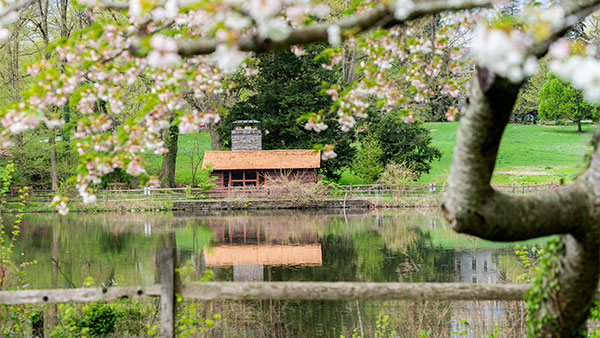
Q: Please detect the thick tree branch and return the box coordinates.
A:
[176,0,493,56]
[98,0,128,10]
[441,4,600,331]
[584,129,600,200]
[441,71,595,241]
[442,0,600,242]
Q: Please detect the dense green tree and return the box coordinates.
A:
[538,73,596,132]
[368,112,441,178]
[511,58,548,123]
[417,94,460,122]
[352,133,384,183]
[219,47,354,180]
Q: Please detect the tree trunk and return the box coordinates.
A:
[159,125,179,188]
[442,66,600,337]
[62,99,71,168]
[209,126,221,150]
[49,135,58,191]
[7,23,25,183]
[577,120,583,133]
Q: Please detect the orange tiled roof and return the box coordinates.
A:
[202,149,320,170]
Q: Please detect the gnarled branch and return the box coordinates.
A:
[442,0,600,242]
[441,72,595,241]
[176,0,493,56]
[441,1,600,335]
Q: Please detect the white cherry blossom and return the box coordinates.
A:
[212,44,246,73]
[327,25,341,46]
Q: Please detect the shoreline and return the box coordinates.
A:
[2,197,441,214]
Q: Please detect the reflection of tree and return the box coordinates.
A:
[352,231,385,281]
[397,229,456,283]
[265,214,458,337]
[10,212,201,288]
[99,232,134,254]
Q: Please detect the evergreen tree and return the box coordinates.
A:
[353,133,384,183]
[219,47,354,180]
[367,111,441,178]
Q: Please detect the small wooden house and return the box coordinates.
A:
[202,120,321,188]
[202,149,320,187]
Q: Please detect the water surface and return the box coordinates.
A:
[11,210,538,337]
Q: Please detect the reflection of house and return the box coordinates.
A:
[202,120,320,187]
[204,216,323,281]
[451,250,504,338]
[204,245,322,266]
[455,250,498,284]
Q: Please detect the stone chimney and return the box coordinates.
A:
[231,120,262,151]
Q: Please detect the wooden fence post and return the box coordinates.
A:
[160,248,176,338]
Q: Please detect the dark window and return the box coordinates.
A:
[245,171,257,180]
[483,260,488,272]
[472,258,477,271]
[232,181,244,187]
[245,182,257,186]
[232,171,243,180]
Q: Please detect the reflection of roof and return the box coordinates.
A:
[204,245,322,266]
[202,150,320,170]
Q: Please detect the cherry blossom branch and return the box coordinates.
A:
[528,0,600,58]
[441,70,595,241]
[0,0,35,19]
[176,0,493,56]
[98,0,128,10]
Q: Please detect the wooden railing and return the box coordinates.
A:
[5,248,600,337]
[3,183,559,203]
[0,248,544,338]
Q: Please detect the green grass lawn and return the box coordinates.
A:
[419,122,596,185]
[146,123,595,187]
[145,132,212,186]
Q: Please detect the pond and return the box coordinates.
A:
[10,210,541,337]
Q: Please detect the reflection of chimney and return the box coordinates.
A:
[233,264,264,282]
[232,120,261,151]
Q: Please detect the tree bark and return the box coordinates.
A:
[441,67,600,336]
[49,135,58,191]
[7,24,25,182]
[577,120,583,133]
[209,125,221,150]
[159,125,179,188]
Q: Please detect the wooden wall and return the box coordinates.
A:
[210,169,317,188]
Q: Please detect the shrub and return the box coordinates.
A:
[377,162,418,198]
[378,162,418,186]
[83,303,117,336]
[262,171,331,207]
